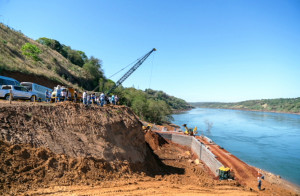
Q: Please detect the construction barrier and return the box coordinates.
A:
[157,132,223,176]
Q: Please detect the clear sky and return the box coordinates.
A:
[1,0,299,102]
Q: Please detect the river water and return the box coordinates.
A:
[171,108,300,185]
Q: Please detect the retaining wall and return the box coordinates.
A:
[157,132,222,176]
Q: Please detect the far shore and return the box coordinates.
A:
[193,106,300,115]
[172,107,194,114]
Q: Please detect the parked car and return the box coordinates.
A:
[21,82,52,102]
[0,85,35,101]
[0,76,20,87]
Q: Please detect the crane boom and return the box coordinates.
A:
[106,48,156,95]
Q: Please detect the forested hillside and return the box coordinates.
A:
[190,97,300,114]
[0,23,191,123]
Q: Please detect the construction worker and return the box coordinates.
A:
[45,90,50,102]
[111,95,115,105]
[115,95,119,105]
[56,85,61,102]
[258,177,262,191]
[74,91,78,103]
[100,93,105,106]
[83,91,87,105]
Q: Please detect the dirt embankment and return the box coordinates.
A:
[0,103,146,163]
[0,103,163,194]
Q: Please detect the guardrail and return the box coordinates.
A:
[156,132,223,176]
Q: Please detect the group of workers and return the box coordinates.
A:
[45,85,119,106]
[82,91,118,106]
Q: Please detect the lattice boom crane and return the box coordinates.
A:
[106,48,156,95]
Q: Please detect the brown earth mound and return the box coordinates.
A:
[144,130,168,150]
[0,103,166,195]
[18,132,254,196]
[0,103,146,163]
[0,140,136,194]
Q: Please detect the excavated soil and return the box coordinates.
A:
[0,101,299,195]
[0,102,146,163]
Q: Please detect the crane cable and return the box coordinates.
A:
[93,59,139,91]
[148,52,155,89]
[109,49,155,79]
[108,58,140,79]
[93,50,153,92]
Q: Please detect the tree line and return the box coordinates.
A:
[190,97,300,114]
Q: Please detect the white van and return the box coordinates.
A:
[21,82,52,102]
[0,76,20,87]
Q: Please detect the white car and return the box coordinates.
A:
[0,85,35,101]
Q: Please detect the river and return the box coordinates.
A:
[171,108,300,185]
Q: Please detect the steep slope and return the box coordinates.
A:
[0,103,146,162]
[0,102,165,194]
[0,23,94,89]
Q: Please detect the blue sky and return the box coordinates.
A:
[1,0,299,102]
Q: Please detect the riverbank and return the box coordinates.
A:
[189,98,300,116]
[172,107,194,114]
[171,107,300,191]
[256,167,300,194]
[150,123,300,195]
[219,107,300,116]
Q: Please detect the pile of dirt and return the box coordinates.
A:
[144,131,168,150]
[0,103,146,163]
[22,134,250,196]
[0,103,166,194]
[0,140,137,195]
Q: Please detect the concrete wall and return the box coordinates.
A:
[157,132,222,176]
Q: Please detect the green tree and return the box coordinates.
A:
[131,95,148,118]
[21,43,41,61]
[83,56,103,78]
[68,50,85,67]
[37,37,63,53]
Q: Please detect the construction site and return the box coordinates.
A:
[0,101,299,195]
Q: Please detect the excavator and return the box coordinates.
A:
[182,124,198,136]
[142,124,152,133]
